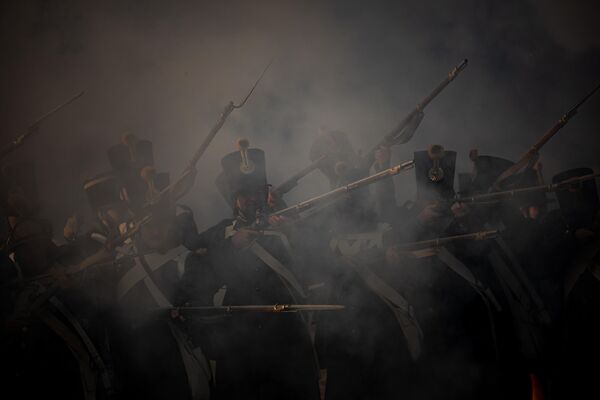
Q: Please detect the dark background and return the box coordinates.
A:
[1,0,599,234]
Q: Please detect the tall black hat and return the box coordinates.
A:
[553,167,599,229]
[106,134,157,212]
[469,150,515,193]
[107,133,155,174]
[413,145,456,203]
[217,139,267,205]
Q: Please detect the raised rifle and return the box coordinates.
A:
[494,82,600,189]
[366,59,468,161]
[94,62,273,260]
[55,65,273,280]
[0,91,85,160]
[273,60,468,197]
[150,61,272,205]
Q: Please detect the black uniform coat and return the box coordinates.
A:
[179,219,320,400]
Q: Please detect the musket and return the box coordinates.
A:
[273,60,468,197]
[58,64,273,279]
[0,91,85,160]
[459,171,600,205]
[161,304,345,316]
[494,82,600,189]
[112,62,272,255]
[270,159,415,219]
[393,230,499,252]
[189,61,272,169]
[366,59,468,159]
[271,155,326,197]
[152,61,272,204]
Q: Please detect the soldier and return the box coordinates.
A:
[453,150,557,396]
[307,128,394,226]
[89,135,210,400]
[543,167,600,399]
[385,145,537,399]
[299,130,417,400]
[50,132,208,399]
[0,161,107,399]
[177,139,319,400]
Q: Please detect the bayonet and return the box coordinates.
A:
[189,60,272,169]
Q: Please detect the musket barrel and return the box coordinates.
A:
[460,172,600,204]
[189,102,235,167]
[272,159,415,218]
[1,91,85,159]
[394,230,498,251]
[534,82,600,152]
[418,58,468,111]
[162,304,345,315]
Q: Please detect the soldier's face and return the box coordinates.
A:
[522,205,541,221]
[235,190,264,220]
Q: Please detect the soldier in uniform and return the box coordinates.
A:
[300,130,417,400]
[541,167,600,399]
[47,131,209,399]
[385,145,535,399]
[86,135,211,400]
[177,139,320,400]
[0,162,103,399]
[451,151,556,397]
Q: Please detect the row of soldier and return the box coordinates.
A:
[1,63,599,399]
[1,129,598,399]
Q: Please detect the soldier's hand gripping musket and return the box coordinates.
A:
[0,91,85,160]
[269,159,415,220]
[494,82,600,189]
